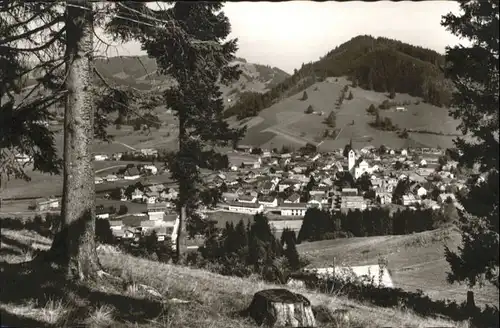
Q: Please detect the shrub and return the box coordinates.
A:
[305,105,314,114]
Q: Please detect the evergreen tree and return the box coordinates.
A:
[442,0,499,290]
[325,111,337,128]
[114,3,246,260]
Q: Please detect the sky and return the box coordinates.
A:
[107,1,467,74]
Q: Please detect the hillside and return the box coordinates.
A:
[224,35,452,120]
[221,36,465,150]
[297,227,499,306]
[230,76,466,151]
[23,55,289,107]
[0,227,469,327]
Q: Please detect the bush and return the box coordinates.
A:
[300,91,308,101]
[305,105,314,114]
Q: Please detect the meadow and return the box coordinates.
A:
[0,227,471,328]
[236,77,466,151]
[297,227,499,306]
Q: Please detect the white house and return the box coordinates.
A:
[147,203,168,221]
[15,153,32,164]
[401,149,408,157]
[402,194,419,206]
[131,189,143,201]
[227,201,264,215]
[258,196,278,208]
[94,154,109,161]
[104,174,118,182]
[124,167,141,180]
[143,165,158,175]
[237,194,257,203]
[109,220,123,232]
[304,264,394,288]
[280,203,307,217]
[94,177,104,184]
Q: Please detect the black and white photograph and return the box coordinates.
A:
[0,1,498,327]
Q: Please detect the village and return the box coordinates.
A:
[25,142,475,252]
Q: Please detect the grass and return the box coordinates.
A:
[297,227,499,306]
[0,227,471,328]
[237,76,466,151]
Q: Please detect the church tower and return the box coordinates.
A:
[348,149,356,171]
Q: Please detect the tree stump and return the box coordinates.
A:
[247,289,316,327]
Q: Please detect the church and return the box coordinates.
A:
[347,149,376,179]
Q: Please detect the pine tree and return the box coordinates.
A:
[113,3,246,260]
[442,0,499,290]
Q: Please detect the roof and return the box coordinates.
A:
[280,203,308,209]
[238,194,256,201]
[140,220,156,228]
[147,203,168,212]
[227,201,262,209]
[258,195,276,203]
[127,167,140,176]
[109,220,123,227]
[286,193,301,202]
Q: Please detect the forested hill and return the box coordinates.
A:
[224,35,453,120]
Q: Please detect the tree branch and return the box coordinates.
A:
[0,15,64,46]
[1,27,66,52]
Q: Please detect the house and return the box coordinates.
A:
[284,193,301,204]
[307,199,323,209]
[340,196,367,210]
[124,167,141,180]
[376,191,392,205]
[96,207,110,219]
[238,194,257,203]
[94,177,104,185]
[410,183,427,197]
[15,153,32,164]
[112,153,123,161]
[104,174,119,182]
[227,201,264,215]
[36,198,59,211]
[438,193,456,204]
[304,264,394,288]
[260,181,275,195]
[131,188,144,201]
[341,188,358,196]
[147,203,167,221]
[419,159,428,167]
[140,220,157,233]
[279,203,308,217]
[402,194,419,206]
[401,149,408,157]
[421,199,441,210]
[109,220,123,231]
[94,154,109,161]
[258,195,278,208]
[142,164,158,175]
[140,148,158,157]
[235,145,253,153]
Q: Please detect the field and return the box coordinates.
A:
[234,77,469,151]
[0,227,469,328]
[297,227,499,306]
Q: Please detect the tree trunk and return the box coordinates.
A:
[48,0,100,280]
[247,289,316,327]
